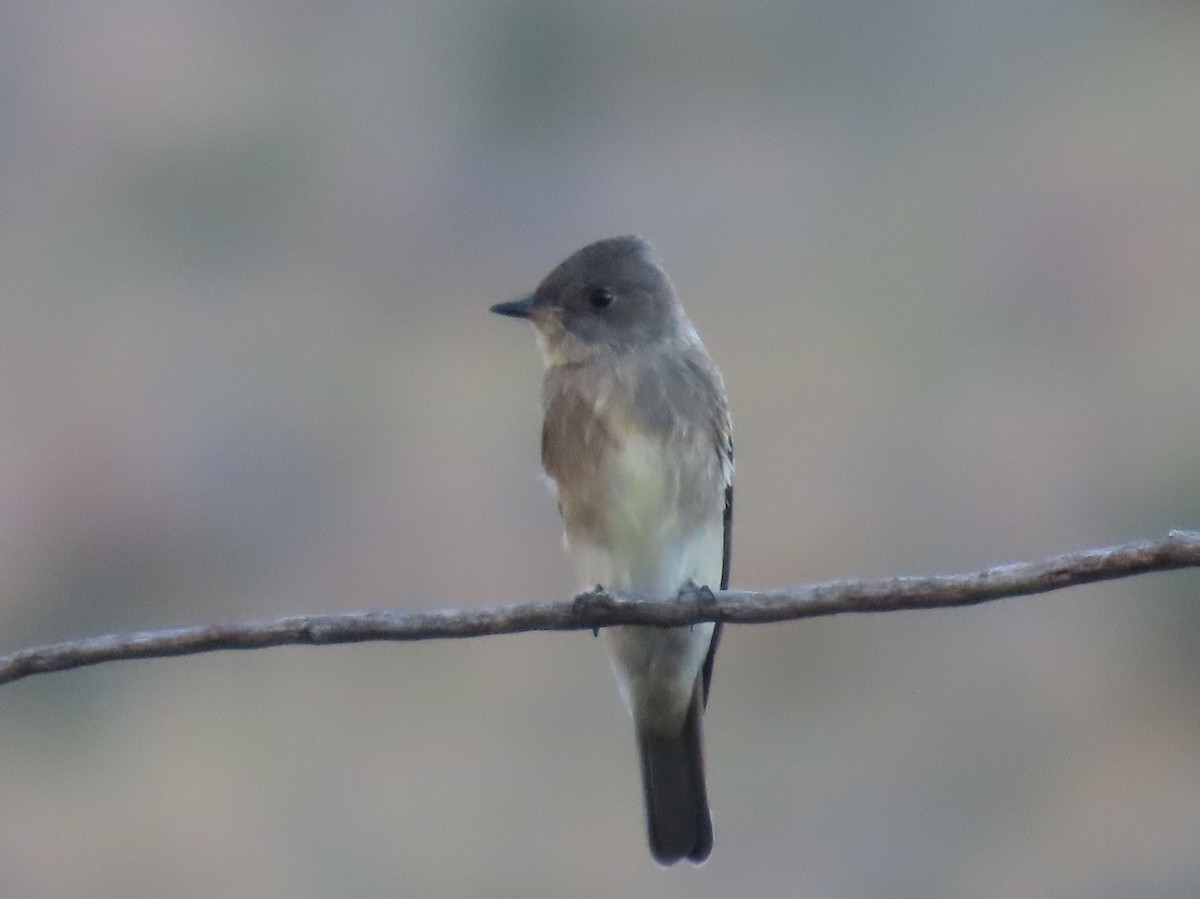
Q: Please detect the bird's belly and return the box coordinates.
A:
[566,432,722,597]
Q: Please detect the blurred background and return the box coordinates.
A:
[1,1,1198,896]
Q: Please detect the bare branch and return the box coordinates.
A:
[2,531,1198,687]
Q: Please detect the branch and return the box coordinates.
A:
[2,531,1198,687]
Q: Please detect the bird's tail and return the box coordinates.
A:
[637,687,712,865]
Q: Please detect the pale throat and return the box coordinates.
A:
[533,322,604,369]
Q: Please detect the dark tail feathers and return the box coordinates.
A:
[637,693,712,865]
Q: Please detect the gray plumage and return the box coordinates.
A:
[491,236,733,865]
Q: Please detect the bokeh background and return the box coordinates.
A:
[1,2,1199,897]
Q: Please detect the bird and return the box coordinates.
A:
[491,236,733,864]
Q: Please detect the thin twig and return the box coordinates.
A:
[1,531,1198,687]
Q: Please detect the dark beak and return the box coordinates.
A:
[489,295,536,319]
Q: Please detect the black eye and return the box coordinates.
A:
[587,287,614,309]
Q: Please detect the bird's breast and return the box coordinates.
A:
[602,431,697,540]
[541,355,727,595]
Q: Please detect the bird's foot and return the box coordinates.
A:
[678,580,718,630]
[573,584,608,637]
